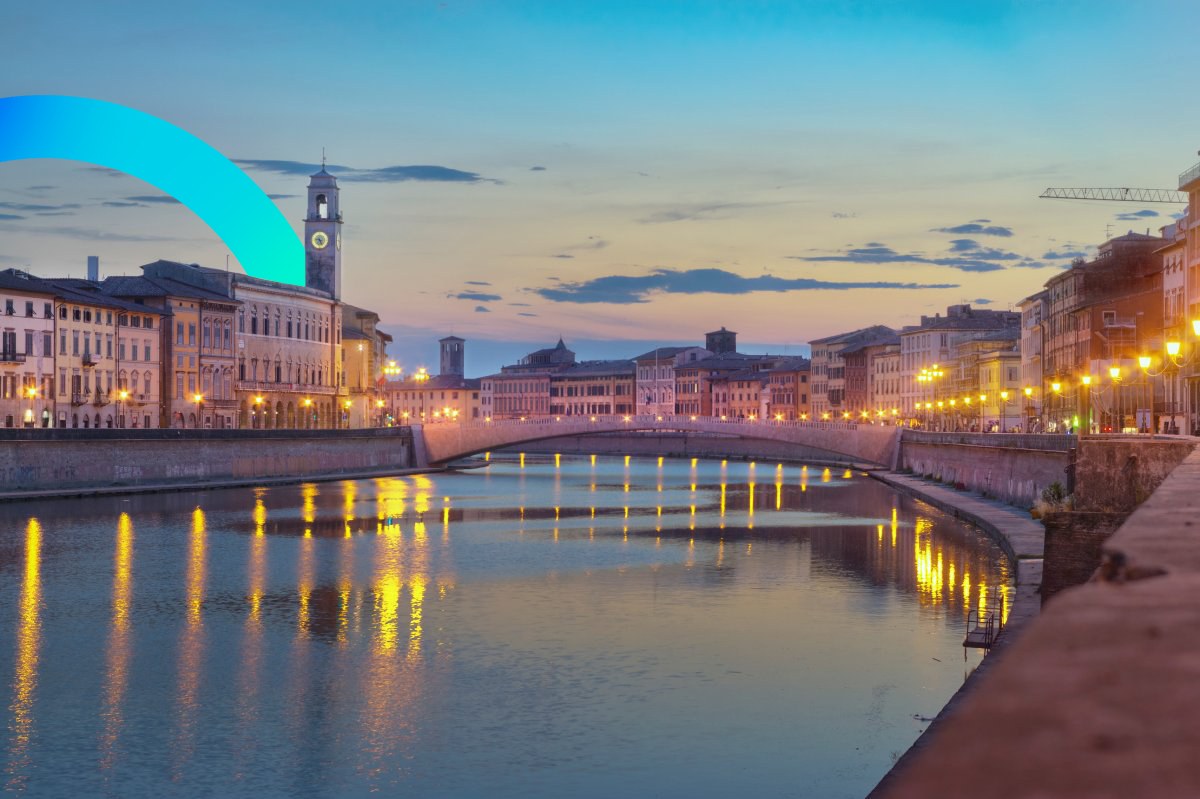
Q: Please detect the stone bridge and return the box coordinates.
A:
[414,414,901,467]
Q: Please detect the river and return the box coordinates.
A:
[0,453,1010,798]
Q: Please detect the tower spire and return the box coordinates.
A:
[321,147,326,170]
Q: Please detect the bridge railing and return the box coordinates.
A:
[902,429,1076,452]
[448,413,867,432]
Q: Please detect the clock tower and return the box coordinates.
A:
[305,164,342,299]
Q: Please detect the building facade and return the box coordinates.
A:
[0,271,56,428]
[549,360,636,416]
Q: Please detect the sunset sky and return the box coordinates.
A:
[2,1,1198,373]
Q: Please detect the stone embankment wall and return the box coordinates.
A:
[496,431,859,464]
[877,443,1200,798]
[0,428,414,496]
[896,432,1071,508]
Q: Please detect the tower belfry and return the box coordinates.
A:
[304,160,342,299]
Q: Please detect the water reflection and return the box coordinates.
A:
[99,513,134,772]
[0,454,1010,798]
[6,518,41,791]
[173,507,207,779]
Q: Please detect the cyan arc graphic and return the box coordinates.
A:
[0,95,303,286]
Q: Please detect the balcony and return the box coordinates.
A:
[1181,160,1200,190]
[0,351,25,364]
[81,353,97,367]
[70,393,87,406]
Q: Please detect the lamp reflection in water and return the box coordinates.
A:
[6,518,42,791]
[100,513,134,772]
[172,508,207,779]
[233,496,269,775]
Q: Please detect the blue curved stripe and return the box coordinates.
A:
[0,95,303,286]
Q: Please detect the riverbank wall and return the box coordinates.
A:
[0,427,416,500]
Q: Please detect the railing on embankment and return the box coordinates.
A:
[0,427,415,495]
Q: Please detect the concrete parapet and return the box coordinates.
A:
[1,428,415,496]
[898,440,1068,508]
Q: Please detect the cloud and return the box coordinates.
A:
[465,281,491,286]
[638,201,782,224]
[452,291,502,302]
[235,159,497,184]
[552,254,574,259]
[534,267,958,304]
[509,302,532,307]
[530,166,546,171]
[831,211,857,219]
[80,167,126,178]
[1115,209,1159,221]
[125,194,180,204]
[795,243,1007,272]
[25,185,54,192]
[0,213,24,220]
[101,201,144,208]
[0,224,176,242]
[518,312,537,317]
[474,305,491,313]
[973,298,995,305]
[267,193,297,200]
[932,221,1014,237]
[1043,248,1088,260]
[0,201,81,212]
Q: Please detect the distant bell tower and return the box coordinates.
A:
[705,326,737,354]
[304,158,342,299]
[439,335,465,377]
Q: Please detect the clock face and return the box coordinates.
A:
[311,231,329,250]
[336,231,342,251]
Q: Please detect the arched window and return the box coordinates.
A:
[316,193,328,219]
[144,373,151,396]
[250,306,258,335]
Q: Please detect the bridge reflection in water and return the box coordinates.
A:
[0,453,1009,798]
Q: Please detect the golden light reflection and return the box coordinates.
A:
[7,518,42,789]
[297,530,315,638]
[555,453,561,468]
[302,483,317,525]
[520,452,525,468]
[173,508,207,778]
[100,514,134,771]
[822,467,831,483]
[408,575,426,661]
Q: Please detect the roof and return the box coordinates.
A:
[809,324,897,346]
[341,326,372,341]
[706,327,737,336]
[840,332,901,356]
[711,367,767,384]
[43,278,166,315]
[632,346,692,362]
[554,359,635,378]
[767,357,811,372]
[439,335,465,343]
[0,269,55,296]
[386,374,480,390]
[911,313,1019,332]
[104,271,238,303]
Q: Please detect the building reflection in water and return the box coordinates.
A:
[99,513,134,773]
[0,456,1010,796]
[6,518,41,791]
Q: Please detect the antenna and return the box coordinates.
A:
[321,147,327,170]
[1104,223,1113,240]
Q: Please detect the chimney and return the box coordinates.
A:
[86,255,99,282]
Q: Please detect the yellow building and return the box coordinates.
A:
[383,371,482,424]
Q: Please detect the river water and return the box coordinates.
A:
[0,454,1010,798]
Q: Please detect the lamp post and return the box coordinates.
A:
[23,386,38,428]
[192,393,204,429]
[1109,366,1122,433]
[979,393,987,432]
[376,398,385,427]
[252,395,264,429]
[343,398,352,429]
[1138,356,1152,433]
[1023,386,1034,431]
[1051,381,1062,432]
[302,397,313,429]
[1080,375,1092,435]
[117,389,129,428]
[1000,390,1009,433]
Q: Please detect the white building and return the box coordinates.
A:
[633,346,710,415]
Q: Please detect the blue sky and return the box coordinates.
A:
[1,1,1197,374]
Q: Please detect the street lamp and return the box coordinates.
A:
[23,386,38,428]
[192,393,204,428]
[118,389,129,428]
[979,394,987,432]
[1023,386,1034,431]
[302,397,313,429]
[1080,375,1092,435]
[999,390,1009,433]
[252,395,264,429]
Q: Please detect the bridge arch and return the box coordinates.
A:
[417,415,900,468]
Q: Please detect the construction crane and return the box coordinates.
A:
[1040,187,1186,203]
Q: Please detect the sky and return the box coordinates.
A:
[1,1,1198,375]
